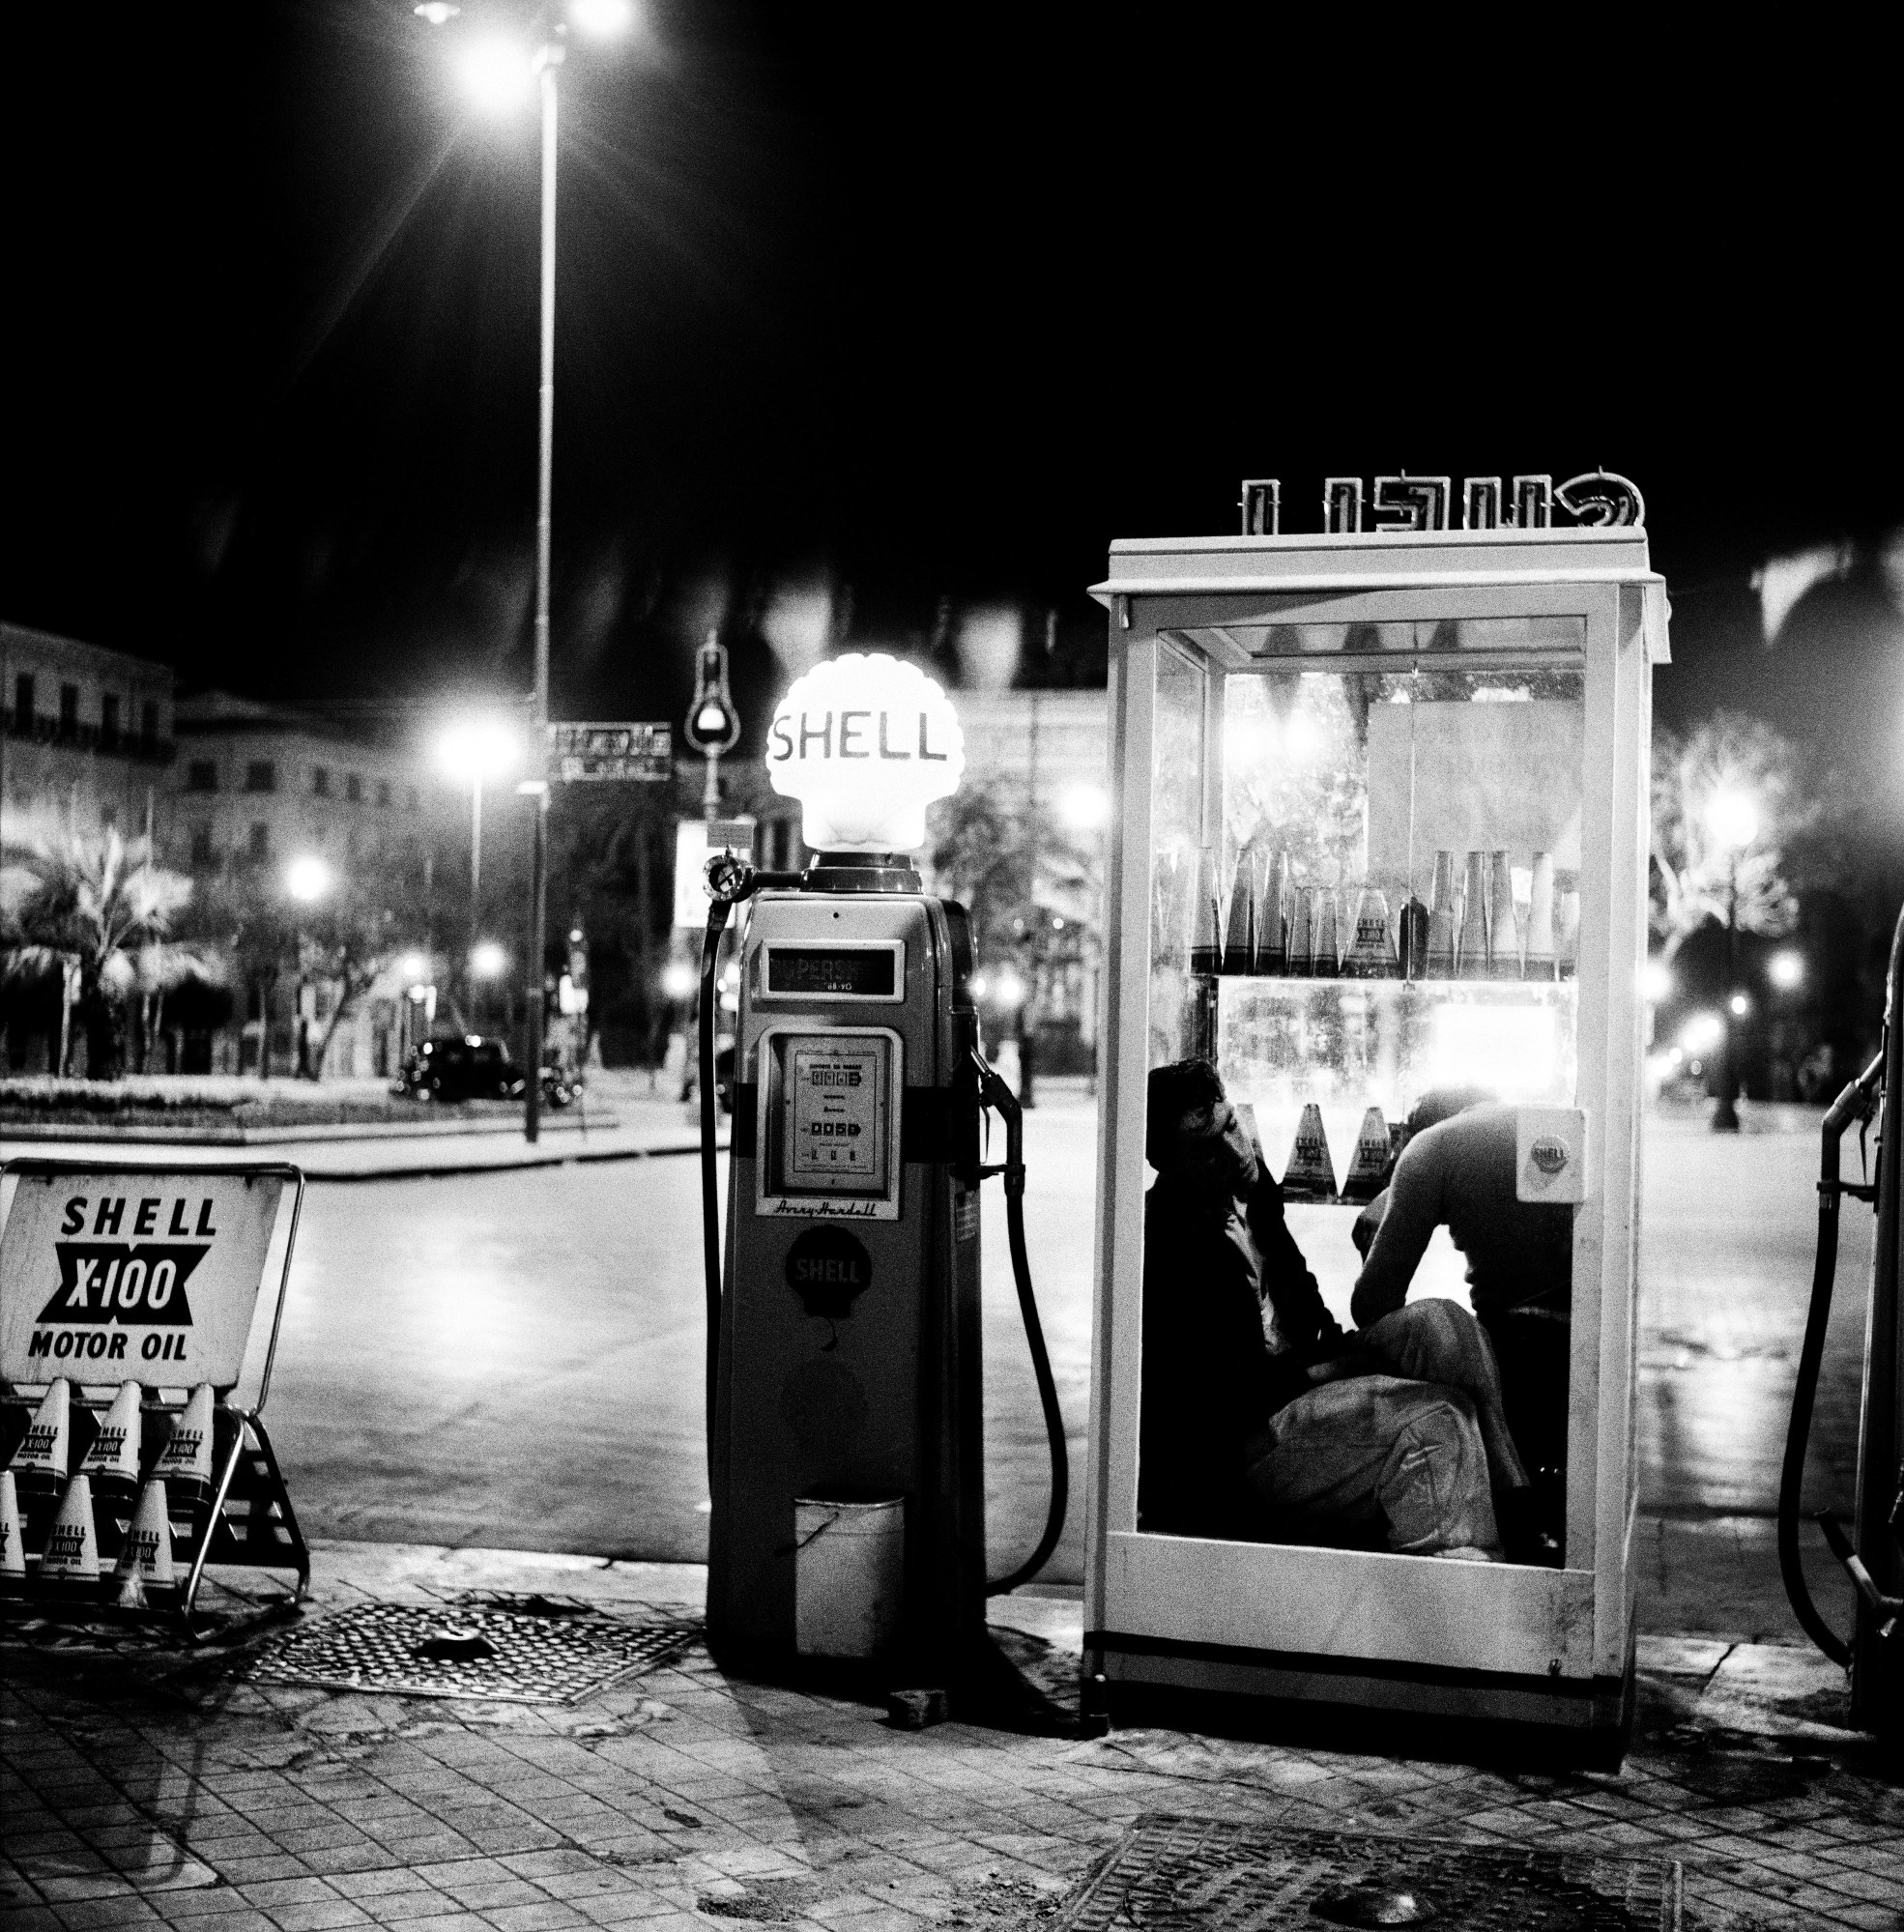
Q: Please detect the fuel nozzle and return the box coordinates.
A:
[704,850,757,906]
[971,1049,1025,1197]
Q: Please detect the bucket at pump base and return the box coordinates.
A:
[793,1496,904,1660]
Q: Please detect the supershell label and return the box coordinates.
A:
[0,1173,284,1387]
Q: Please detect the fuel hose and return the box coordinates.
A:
[976,1054,1070,1597]
[699,898,733,1493]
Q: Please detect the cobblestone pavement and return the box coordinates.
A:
[3,1544,1901,1932]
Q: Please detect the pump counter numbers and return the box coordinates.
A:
[758,1025,902,1218]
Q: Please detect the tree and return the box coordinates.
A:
[0,830,196,1079]
[927,781,1102,996]
[298,882,410,1079]
[1650,713,1825,962]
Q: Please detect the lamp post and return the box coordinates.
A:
[417,0,638,1141]
[1706,788,1760,1133]
[439,718,521,1035]
[286,854,334,1081]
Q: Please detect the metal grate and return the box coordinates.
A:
[1055,1816,1681,1931]
[247,1601,701,1705]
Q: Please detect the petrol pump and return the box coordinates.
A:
[1780,907,1904,1745]
[698,653,1065,1694]
[1081,478,1664,1759]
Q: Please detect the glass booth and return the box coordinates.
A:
[1083,524,1666,1751]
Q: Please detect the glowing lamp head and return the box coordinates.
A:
[1706,788,1760,852]
[1681,1011,1723,1055]
[661,961,697,1000]
[1057,781,1111,832]
[460,38,534,111]
[1728,992,1750,1018]
[441,716,521,783]
[398,953,427,984]
[764,653,964,852]
[1640,958,1673,1003]
[569,0,636,34]
[471,940,507,979]
[1769,949,1804,991]
[286,856,332,904]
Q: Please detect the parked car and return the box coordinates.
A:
[391,1035,526,1104]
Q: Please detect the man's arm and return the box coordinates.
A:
[1349,1140,1442,1328]
[1246,1168,1345,1360]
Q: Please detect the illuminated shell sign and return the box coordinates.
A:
[764,654,965,853]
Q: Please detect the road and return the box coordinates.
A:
[244,1094,1872,1598]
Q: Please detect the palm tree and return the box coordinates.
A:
[0,829,196,1079]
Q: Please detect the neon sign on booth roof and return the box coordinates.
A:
[764,653,965,853]
[1239,470,1644,535]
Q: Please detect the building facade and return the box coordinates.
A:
[168,693,468,1078]
[0,622,176,851]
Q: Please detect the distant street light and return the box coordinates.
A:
[439,717,521,1032]
[286,854,333,905]
[1640,957,1673,1004]
[1769,949,1804,992]
[1057,781,1111,832]
[284,857,334,1078]
[1706,787,1761,1132]
[661,960,696,1002]
[418,0,639,1140]
[472,940,508,981]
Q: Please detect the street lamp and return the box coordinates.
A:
[1706,787,1760,1132]
[285,856,334,1078]
[418,0,639,1141]
[285,855,332,906]
[439,717,521,1031]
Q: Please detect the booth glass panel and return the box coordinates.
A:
[1149,640,1210,1068]
[1138,639,1587,1563]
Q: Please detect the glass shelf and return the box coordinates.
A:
[1212,974,1578,1202]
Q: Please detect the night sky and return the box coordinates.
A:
[5,7,1899,771]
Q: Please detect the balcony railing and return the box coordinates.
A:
[1,707,175,764]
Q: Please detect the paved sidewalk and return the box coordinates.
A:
[4,1542,1901,1932]
[0,1098,720,1183]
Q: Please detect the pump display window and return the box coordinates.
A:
[1140,620,1587,1568]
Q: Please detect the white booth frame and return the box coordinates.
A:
[1083,528,1668,1739]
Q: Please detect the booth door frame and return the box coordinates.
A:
[1082,576,1653,1709]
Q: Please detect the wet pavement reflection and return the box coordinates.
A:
[250,1100,1868,1604]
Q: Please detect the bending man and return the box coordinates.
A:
[1351,1090,1572,1550]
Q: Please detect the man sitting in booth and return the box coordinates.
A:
[1140,1059,1532,1560]
[1350,1088,1573,1553]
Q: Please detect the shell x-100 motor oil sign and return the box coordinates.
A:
[0,1171,285,1386]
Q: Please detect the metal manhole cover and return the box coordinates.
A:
[1054,1818,1680,1931]
[247,1602,700,1705]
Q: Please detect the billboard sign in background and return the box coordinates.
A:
[0,1170,285,1388]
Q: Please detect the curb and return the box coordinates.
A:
[308,1137,719,1182]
